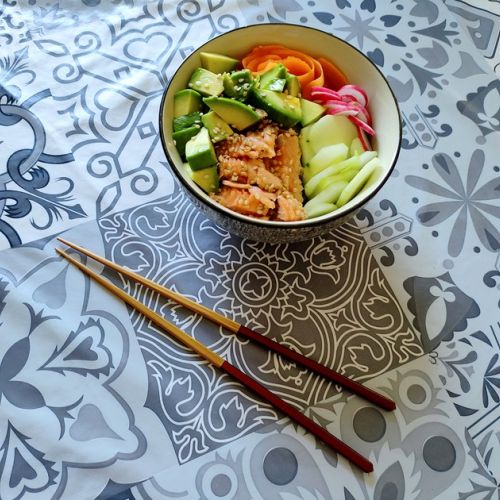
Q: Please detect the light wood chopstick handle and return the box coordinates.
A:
[56,249,225,368]
[57,237,240,333]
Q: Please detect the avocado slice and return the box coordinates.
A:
[223,69,254,100]
[188,68,223,97]
[300,98,326,126]
[201,111,233,142]
[173,111,202,132]
[185,127,217,171]
[185,163,219,193]
[172,125,200,158]
[248,88,302,128]
[285,74,301,97]
[173,89,202,118]
[200,52,239,74]
[259,63,287,92]
[203,96,261,131]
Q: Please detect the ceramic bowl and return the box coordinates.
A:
[159,24,401,243]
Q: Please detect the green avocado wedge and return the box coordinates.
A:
[248,88,302,128]
[201,111,233,142]
[203,97,261,131]
[223,69,254,100]
[300,98,325,127]
[259,64,287,92]
[173,89,202,118]
[200,52,239,74]
[185,163,219,193]
[188,68,223,97]
[185,127,217,171]
[172,126,200,158]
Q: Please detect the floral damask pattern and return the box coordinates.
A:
[98,186,423,463]
[457,79,500,136]
[406,149,500,257]
[0,49,86,247]
[0,239,175,499]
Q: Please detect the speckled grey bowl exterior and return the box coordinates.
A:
[159,24,402,244]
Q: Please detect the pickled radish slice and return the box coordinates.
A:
[338,85,368,107]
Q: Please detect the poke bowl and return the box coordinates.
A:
[159,24,401,243]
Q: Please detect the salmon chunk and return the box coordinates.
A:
[212,122,305,221]
[218,155,265,183]
[276,194,305,221]
[265,131,303,202]
[219,124,279,159]
[212,186,274,217]
[248,166,283,192]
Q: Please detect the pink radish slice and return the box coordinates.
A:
[311,91,341,102]
[349,115,376,135]
[325,100,359,111]
[357,127,372,151]
[326,108,359,117]
[338,85,368,107]
[325,102,360,117]
[355,105,371,125]
[310,87,342,100]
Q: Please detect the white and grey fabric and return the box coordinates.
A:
[0,1,499,499]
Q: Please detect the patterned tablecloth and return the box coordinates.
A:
[1,1,500,499]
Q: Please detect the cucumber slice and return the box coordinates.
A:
[305,179,348,207]
[299,125,315,168]
[336,157,381,207]
[304,201,337,219]
[304,156,362,199]
[350,137,364,156]
[308,143,349,173]
[309,115,358,154]
[305,152,362,183]
[314,168,359,194]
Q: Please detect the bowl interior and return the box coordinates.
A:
[160,24,401,226]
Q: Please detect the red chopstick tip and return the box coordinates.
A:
[364,461,374,473]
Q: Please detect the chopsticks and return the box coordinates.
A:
[57,237,396,412]
[55,238,390,473]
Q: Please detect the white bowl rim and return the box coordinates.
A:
[159,23,402,230]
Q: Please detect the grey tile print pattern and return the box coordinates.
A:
[0,224,176,499]
[446,0,500,72]
[0,0,500,498]
[98,186,423,463]
[0,1,245,249]
[131,355,490,499]
[437,321,500,482]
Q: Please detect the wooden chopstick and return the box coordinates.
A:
[57,237,396,412]
[56,247,374,473]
